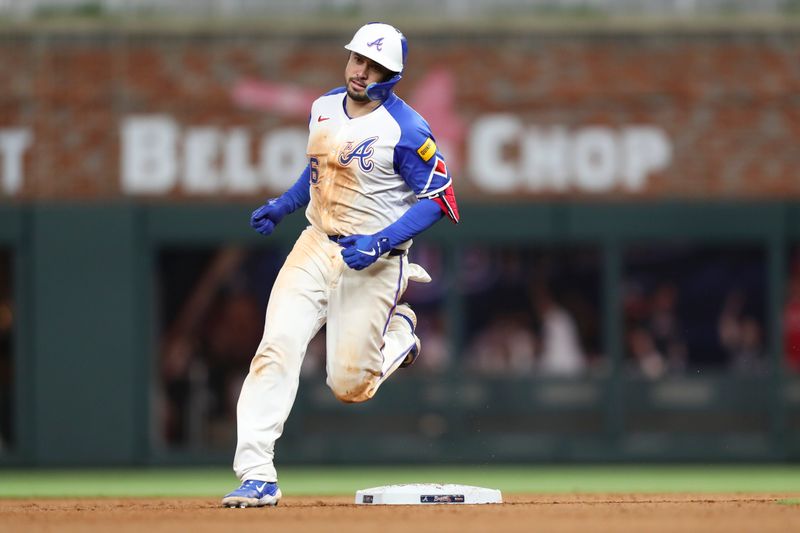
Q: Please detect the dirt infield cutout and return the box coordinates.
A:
[2,493,799,533]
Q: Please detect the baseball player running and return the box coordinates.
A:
[222,22,459,508]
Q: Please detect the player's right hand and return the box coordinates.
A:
[339,233,391,270]
[250,198,288,236]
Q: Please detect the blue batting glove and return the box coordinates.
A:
[339,234,392,270]
[250,198,290,236]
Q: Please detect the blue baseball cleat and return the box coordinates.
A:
[221,480,282,508]
[395,303,421,368]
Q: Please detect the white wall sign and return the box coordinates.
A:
[121,115,306,195]
[120,114,672,196]
[468,114,672,194]
[0,128,32,196]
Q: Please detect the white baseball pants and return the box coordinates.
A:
[232,225,424,482]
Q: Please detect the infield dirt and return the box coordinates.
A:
[1,493,798,532]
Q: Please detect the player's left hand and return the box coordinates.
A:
[250,198,290,236]
[339,234,392,270]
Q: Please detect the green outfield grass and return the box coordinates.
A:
[0,465,799,498]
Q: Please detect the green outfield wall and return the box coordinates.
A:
[1,201,799,466]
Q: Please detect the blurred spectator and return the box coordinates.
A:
[784,267,800,372]
[649,283,688,371]
[624,281,661,377]
[731,318,765,374]
[533,286,586,377]
[467,311,537,375]
[718,289,766,375]
[628,327,666,378]
[625,281,687,378]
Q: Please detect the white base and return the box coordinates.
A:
[355,483,502,505]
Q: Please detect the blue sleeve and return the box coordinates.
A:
[381,198,444,248]
[387,100,452,198]
[280,164,311,213]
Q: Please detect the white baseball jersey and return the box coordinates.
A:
[305,88,452,237]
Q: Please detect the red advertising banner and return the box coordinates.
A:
[0,28,798,201]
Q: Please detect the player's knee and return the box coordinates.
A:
[249,338,297,377]
[327,367,377,403]
[250,351,282,377]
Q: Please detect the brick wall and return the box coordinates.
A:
[0,28,798,200]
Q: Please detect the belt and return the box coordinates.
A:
[328,235,406,256]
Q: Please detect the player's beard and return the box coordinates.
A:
[347,83,370,102]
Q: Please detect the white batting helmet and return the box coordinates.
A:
[344,22,407,74]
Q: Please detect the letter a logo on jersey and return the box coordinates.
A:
[339,137,379,172]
